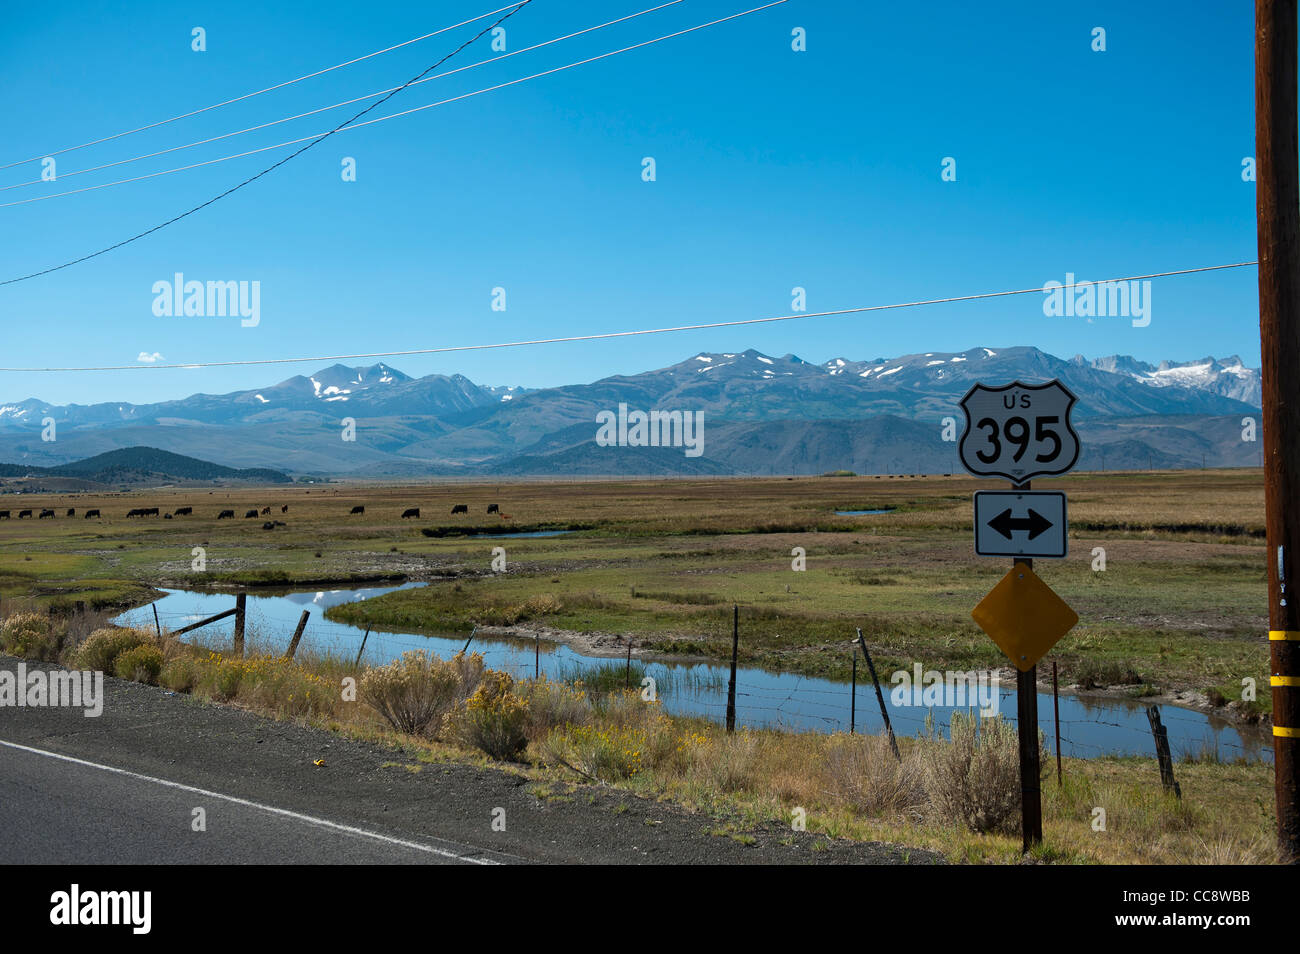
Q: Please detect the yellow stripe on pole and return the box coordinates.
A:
[1272,676,1300,687]
[1269,630,1300,640]
[1276,726,1300,739]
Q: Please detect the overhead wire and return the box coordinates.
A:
[0,4,523,170]
[0,1,685,194]
[0,262,1257,372]
[0,0,538,286]
[0,1,785,211]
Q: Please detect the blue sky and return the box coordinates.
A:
[0,0,1261,405]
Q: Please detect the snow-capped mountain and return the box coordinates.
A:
[0,346,1264,476]
[1085,354,1261,406]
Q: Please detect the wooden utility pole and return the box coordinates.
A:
[1257,0,1300,863]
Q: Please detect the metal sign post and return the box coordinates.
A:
[960,380,1081,851]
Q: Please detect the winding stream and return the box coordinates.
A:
[116,584,1272,763]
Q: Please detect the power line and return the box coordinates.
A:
[0,262,1257,373]
[0,1,536,287]
[0,2,684,194]
[0,1,784,210]
[0,4,522,171]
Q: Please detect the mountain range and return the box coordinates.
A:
[0,348,1264,478]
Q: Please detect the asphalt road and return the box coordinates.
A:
[0,655,939,865]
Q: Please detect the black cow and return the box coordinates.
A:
[126,508,144,518]
[486,503,499,514]
[350,505,364,515]
[145,507,159,516]
[451,504,468,514]
[38,509,54,518]
[262,521,276,530]
[84,509,101,518]
[218,510,235,519]
[0,511,9,519]
[66,508,75,517]
[17,510,32,518]
[261,506,271,515]
[174,506,192,516]
[280,505,288,513]
[244,509,259,519]
[401,508,420,519]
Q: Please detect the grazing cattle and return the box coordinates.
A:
[145,507,159,516]
[401,508,420,519]
[38,509,54,519]
[126,508,144,518]
[218,510,235,519]
[280,505,288,513]
[84,509,101,519]
[486,503,499,514]
[451,504,468,514]
[262,521,276,530]
[174,506,193,516]
[66,508,75,517]
[18,510,32,518]
[260,506,271,515]
[350,505,364,515]
[244,509,259,519]
[0,511,9,519]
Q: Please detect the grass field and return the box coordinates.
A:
[0,469,1273,721]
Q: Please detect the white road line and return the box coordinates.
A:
[0,738,501,865]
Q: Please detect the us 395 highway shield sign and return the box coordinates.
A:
[957,380,1081,483]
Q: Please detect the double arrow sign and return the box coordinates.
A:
[973,491,1067,559]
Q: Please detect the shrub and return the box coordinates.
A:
[445,651,485,705]
[115,644,164,684]
[921,713,1024,834]
[360,651,461,736]
[74,627,151,673]
[515,593,562,619]
[824,732,925,818]
[542,723,650,781]
[233,655,335,719]
[191,653,245,701]
[454,670,530,761]
[1074,658,1142,689]
[524,677,590,740]
[159,656,200,692]
[701,730,759,793]
[1,612,59,661]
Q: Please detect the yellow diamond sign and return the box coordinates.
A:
[972,564,1078,671]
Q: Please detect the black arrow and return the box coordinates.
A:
[988,507,1053,541]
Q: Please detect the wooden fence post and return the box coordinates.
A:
[856,628,900,760]
[151,603,162,639]
[1146,705,1182,798]
[1053,660,1063,786]
[354,626,371,667]
[232,593,246,657]
[284,610,310,660]
[725,605,739,733]
[850,653,857,734]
